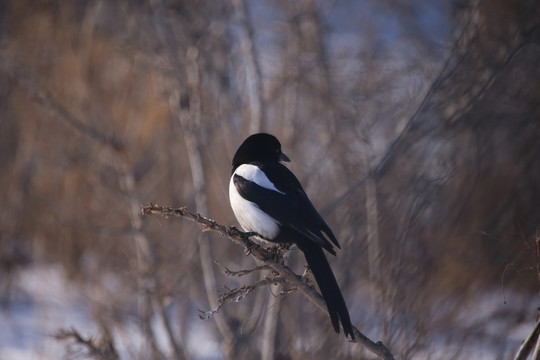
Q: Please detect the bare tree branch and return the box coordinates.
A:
[198,274,287,321]
[262,282,281,360]
[54,328,119,360]
[514,319,540,360]
[141,204,396,360]
[233,0,266,133]
[215,261,272,277]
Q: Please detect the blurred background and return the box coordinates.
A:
[1,0,540,359]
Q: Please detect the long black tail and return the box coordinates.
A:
[295,236,355,339]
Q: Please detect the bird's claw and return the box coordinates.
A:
[277,242,291,252]
[243,241,252,255]
[242,232,258,255]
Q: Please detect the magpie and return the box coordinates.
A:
[229,133,354,339]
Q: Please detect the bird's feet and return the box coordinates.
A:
[241,231,260,255]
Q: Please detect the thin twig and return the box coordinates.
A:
[215,261,272,277]
[198,275,286,320]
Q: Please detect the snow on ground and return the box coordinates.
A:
[0,265,96,359]
[0,264,221,360]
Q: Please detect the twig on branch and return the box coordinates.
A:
[198,274,287,320]
[215,261,272,277]
[140,204,396,360]
[54,328,119,360]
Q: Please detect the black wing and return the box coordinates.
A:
[233,162,340,255]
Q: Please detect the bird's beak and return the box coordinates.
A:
[279,152,290,163]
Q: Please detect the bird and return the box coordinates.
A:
[228,133,354,339]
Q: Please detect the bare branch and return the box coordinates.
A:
[514,319,540,360]
[215,261,272,277]
[16,73,124,153]
[141,204,396,360]
[233,0,266,133]
[54,328,119,360]
[198,274,287,320]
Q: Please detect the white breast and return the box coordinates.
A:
[229,164,282,239]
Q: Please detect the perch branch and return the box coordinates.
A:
[141,204,395,360]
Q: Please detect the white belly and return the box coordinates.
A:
[229,169,281,240]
